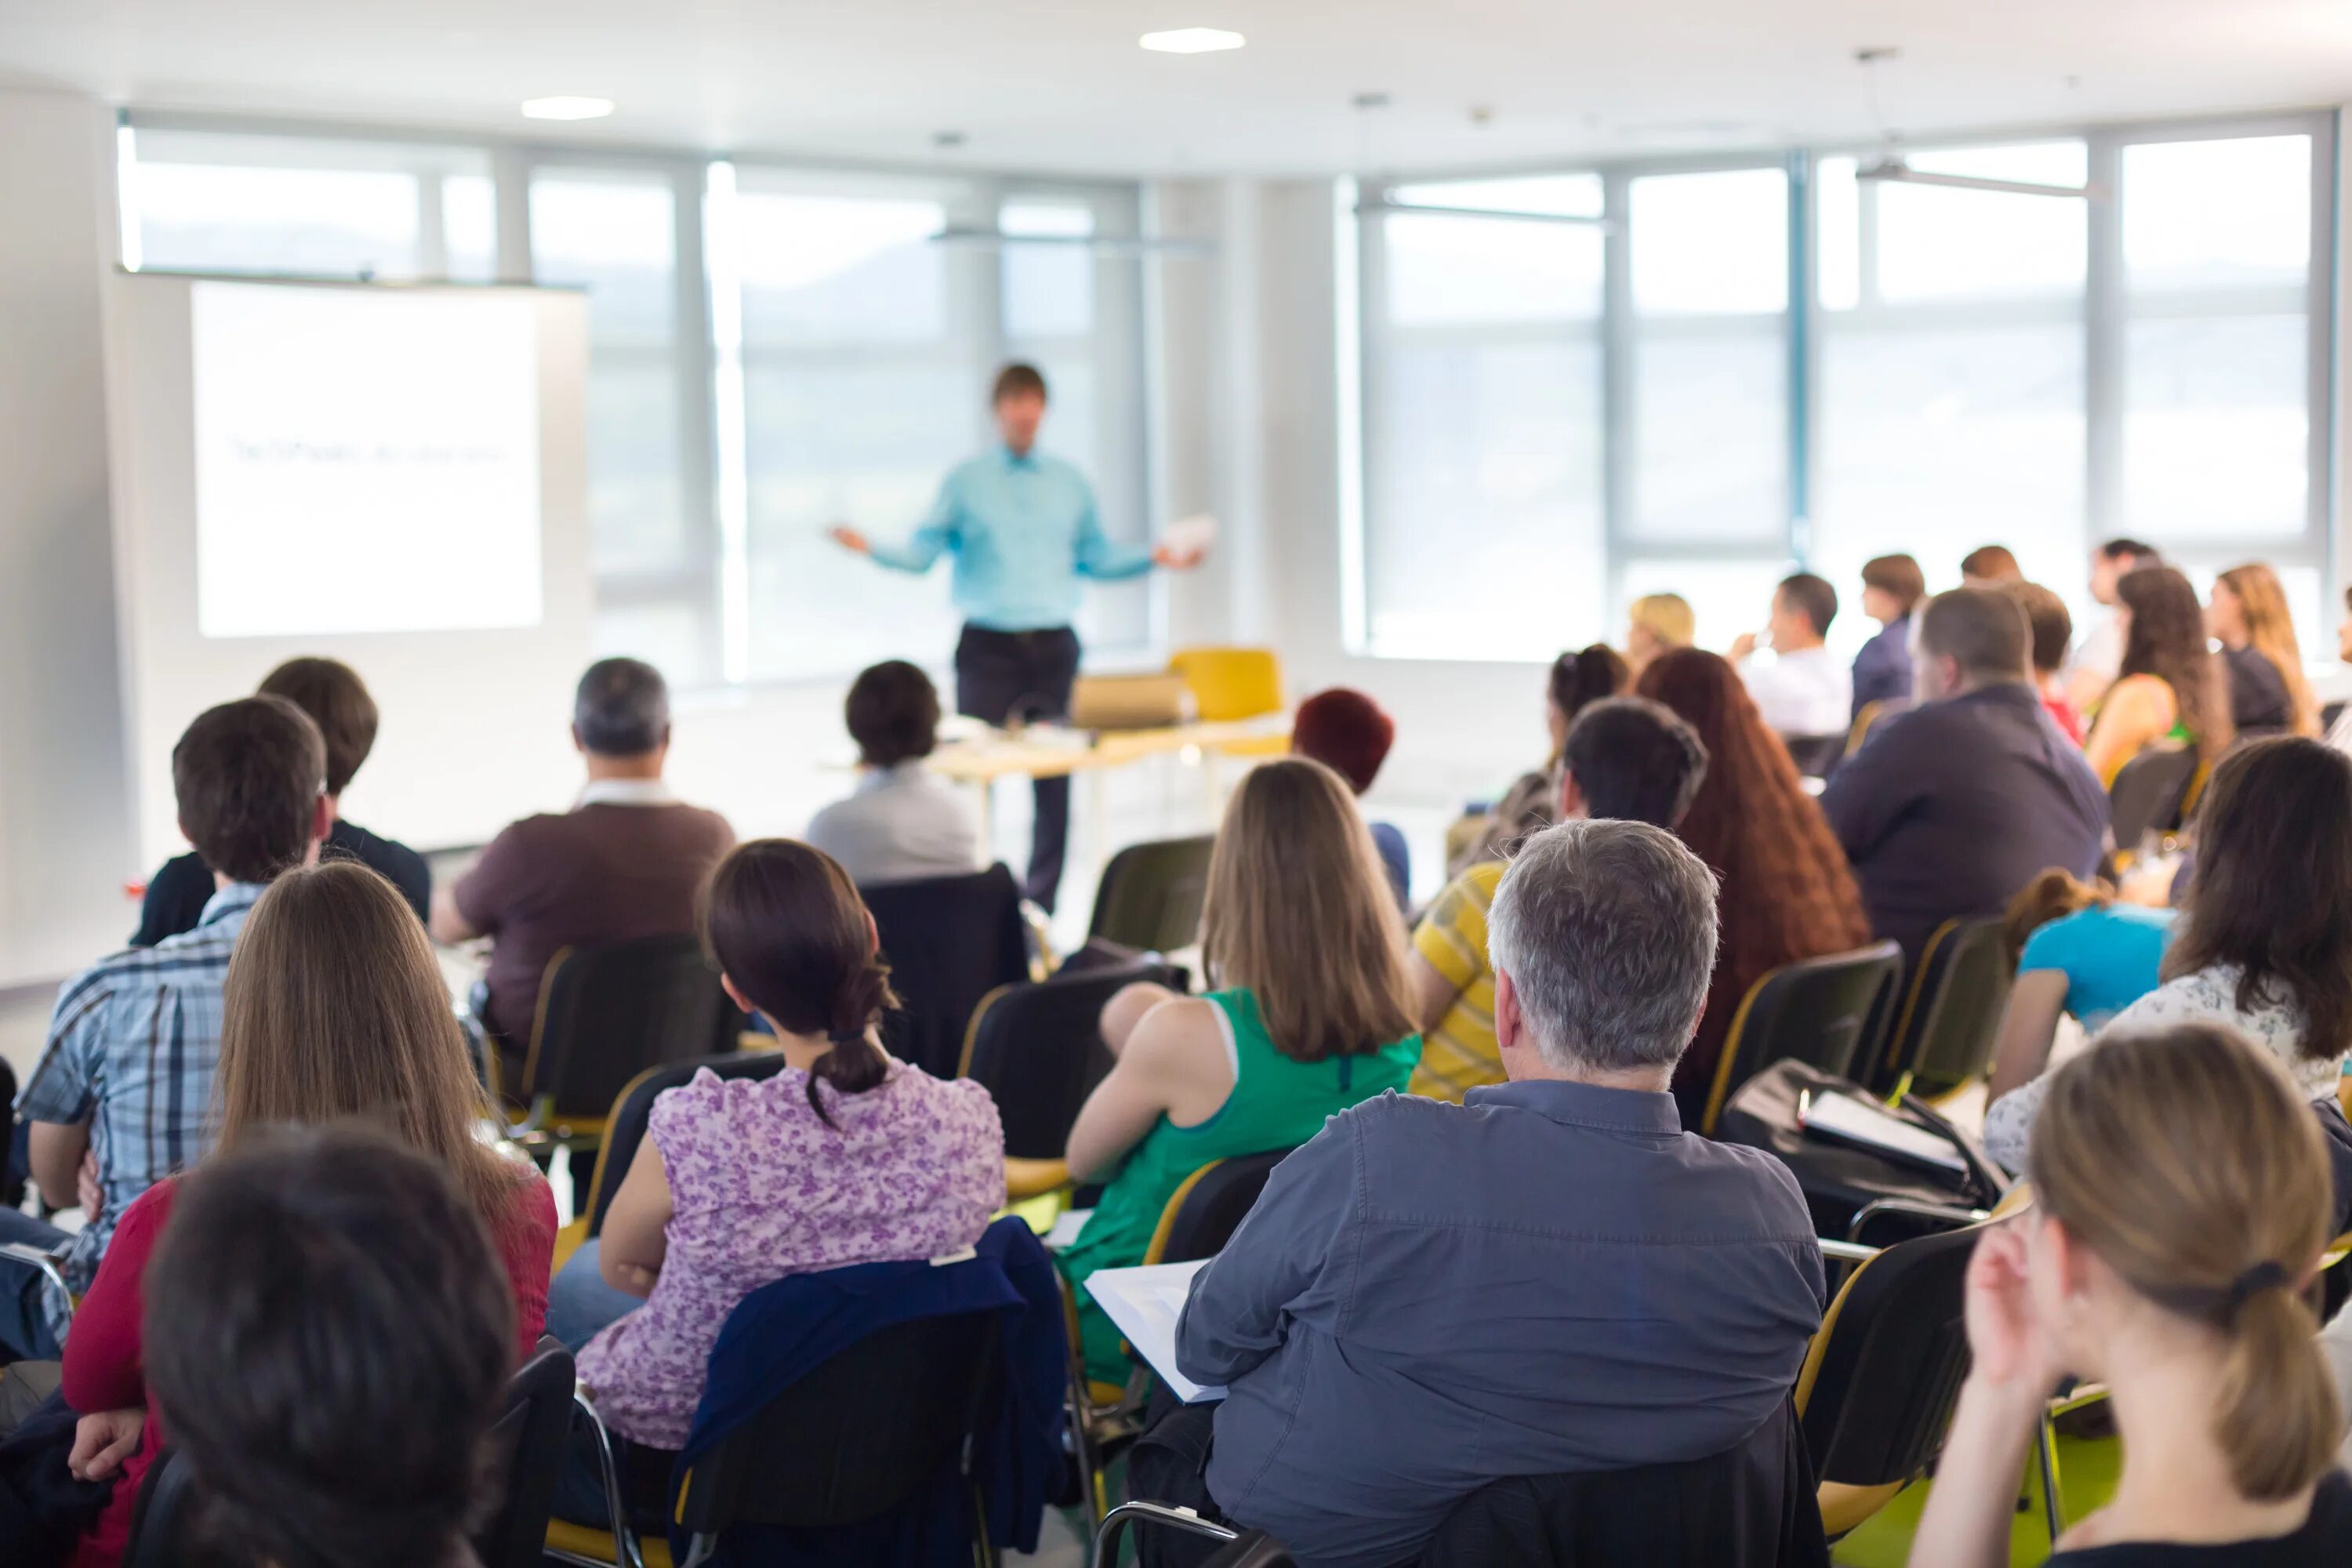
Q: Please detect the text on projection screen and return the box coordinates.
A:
[192,281,544,639]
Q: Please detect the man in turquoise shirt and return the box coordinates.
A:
[833,363,1200,908]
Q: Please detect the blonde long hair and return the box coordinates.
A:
[1202,758,1417,1064]
[217,861,524,1222]
[2218,563,2318,736]
[2030,1022,2341,1502]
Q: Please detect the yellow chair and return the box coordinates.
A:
[1169,646,1283,723]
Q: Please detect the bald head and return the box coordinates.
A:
[1912,587,2032,703]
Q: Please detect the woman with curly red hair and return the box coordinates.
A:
[1637,648,1875,1123]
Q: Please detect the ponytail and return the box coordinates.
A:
[700,839,903,1131]
[2213,1278,2343,1501]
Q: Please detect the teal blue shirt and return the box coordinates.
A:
[867,445,1153,631]
[2017,903,2176,1031]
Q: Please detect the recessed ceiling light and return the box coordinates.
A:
[521,96,615,122]
[1139,27,1245,54]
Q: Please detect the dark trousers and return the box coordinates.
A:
[955,623,1082,911]
[1127,1394,1231,1568]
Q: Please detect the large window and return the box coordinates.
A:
[1351,118,2334,660]
[118,119,1153,690]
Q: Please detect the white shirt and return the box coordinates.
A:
[1738,645,1853,738]
[805,762,982,886]
[2067,613,2125,688]
[1981,964,2345,1172]
[576,778,680,808]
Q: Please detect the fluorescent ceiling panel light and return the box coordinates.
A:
[1139,27,1245,53]
[521,96,615,122]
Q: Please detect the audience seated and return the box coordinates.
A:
[2008,579,2087,744]
[1820,587,2107,970]
[1912,1025,2350,1567]
[1987,869,2173,1107]
[1290,686,1410,909]
[1728,572,1851,738]
[1138,820,1826,1568]
[1958,543,2024,586]
[2209,562,2319,739]
[2063,536,2162,717]
[1054,759,1421,1385]
[805,659,982,885]
[2,695,329,1361]
[433,657,735,1091]
[140,1127,521,1568]
[1624,592,1694,681]
[1636,649,1874,1124]
[1451,644,1628,877]
[2329,587,2352,757]
[2082,564,2234,786]
[1984,736,2352,1171]
[131,656,428,946]
[547,839,1001,1486]
[1410,695,1708,1103]
[1853,553,1925,720]
[60,860,557,1568]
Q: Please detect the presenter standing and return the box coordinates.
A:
[831,362,1203,911]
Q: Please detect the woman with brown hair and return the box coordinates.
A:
[1635,648,1874,1125]
[553,838,1003,1458]
[1985,869,2174,1105]
[1057,758,1421,1382]
[1911,1023,2350,1566]
[2209,562,2319,737]
[1454,644,1631,875]
[2083,564,2235,785]
[1984,736,2352,1171]
[60,860,557,1568]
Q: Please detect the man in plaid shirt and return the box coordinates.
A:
[2,695,328,1356]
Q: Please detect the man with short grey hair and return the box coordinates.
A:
[434,658,735,1094]
[1142,820,1827,1568]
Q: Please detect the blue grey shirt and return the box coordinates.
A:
[866,444,1152,631]
[1174,1080,1825,1568]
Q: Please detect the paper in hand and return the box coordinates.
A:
[1161,514,1218,557]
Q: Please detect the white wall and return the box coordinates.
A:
[0,89,134,989]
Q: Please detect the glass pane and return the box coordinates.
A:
[2125,136,2310,292]
[1817,156,1860,312]
[1632,330,1787,540]
[1877,142,2087,303]
[582,355,690,575]
[2121,314,2307,542]
[528,174,677,345]
[1617,558,1791,655]
[1814,324,2086,596]
[742,361,973,681]
[1002,201,1095,339]
[736,191,947,346]
[1383,174,1605,325]
[441,172,498,282]
[1365,339,1603,659]
[594,596,713,691]
[133,162,421,279]
[1630,168,1788,316]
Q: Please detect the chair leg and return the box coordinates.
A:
[572,1393,647,1568]
[2037,1412,2066,1545]
[681,1533,717,1568]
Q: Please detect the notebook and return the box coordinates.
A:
[1799,1089,1971,1177]
[1083,1258,1226,1403]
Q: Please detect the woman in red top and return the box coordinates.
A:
[60,861,557,1568]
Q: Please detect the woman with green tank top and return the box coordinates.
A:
[2083,564,2232,787]
[1055,759,1423,1383]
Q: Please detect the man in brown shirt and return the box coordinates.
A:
[433,658,734,1090]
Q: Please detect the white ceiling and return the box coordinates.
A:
[2,0,2350,178]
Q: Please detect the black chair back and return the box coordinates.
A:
[1149,1149,1293,1266]
[960,959,1180,1159]
[1089,835,1214,953]
[2107,742,2199,855]
[1414,1403,1827,1567]
[676,1310,1002,1541]
[1872,919,2013,1099]
[472,1339,576,1568]
[525,935,743,1120]
[1797,1223,1982,1492]
[1207,1535,1298,1567]
[1784,734,1849,781]
[121,1446,196,1568]
[1700,942,1904,1136]
[864,864,1031,1079]
[581,1049,787,1236]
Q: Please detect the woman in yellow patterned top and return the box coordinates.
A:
[1408,697,1710,1101]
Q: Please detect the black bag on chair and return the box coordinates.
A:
[0,1386,114,1567]
[1715,1061,2008,1247]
